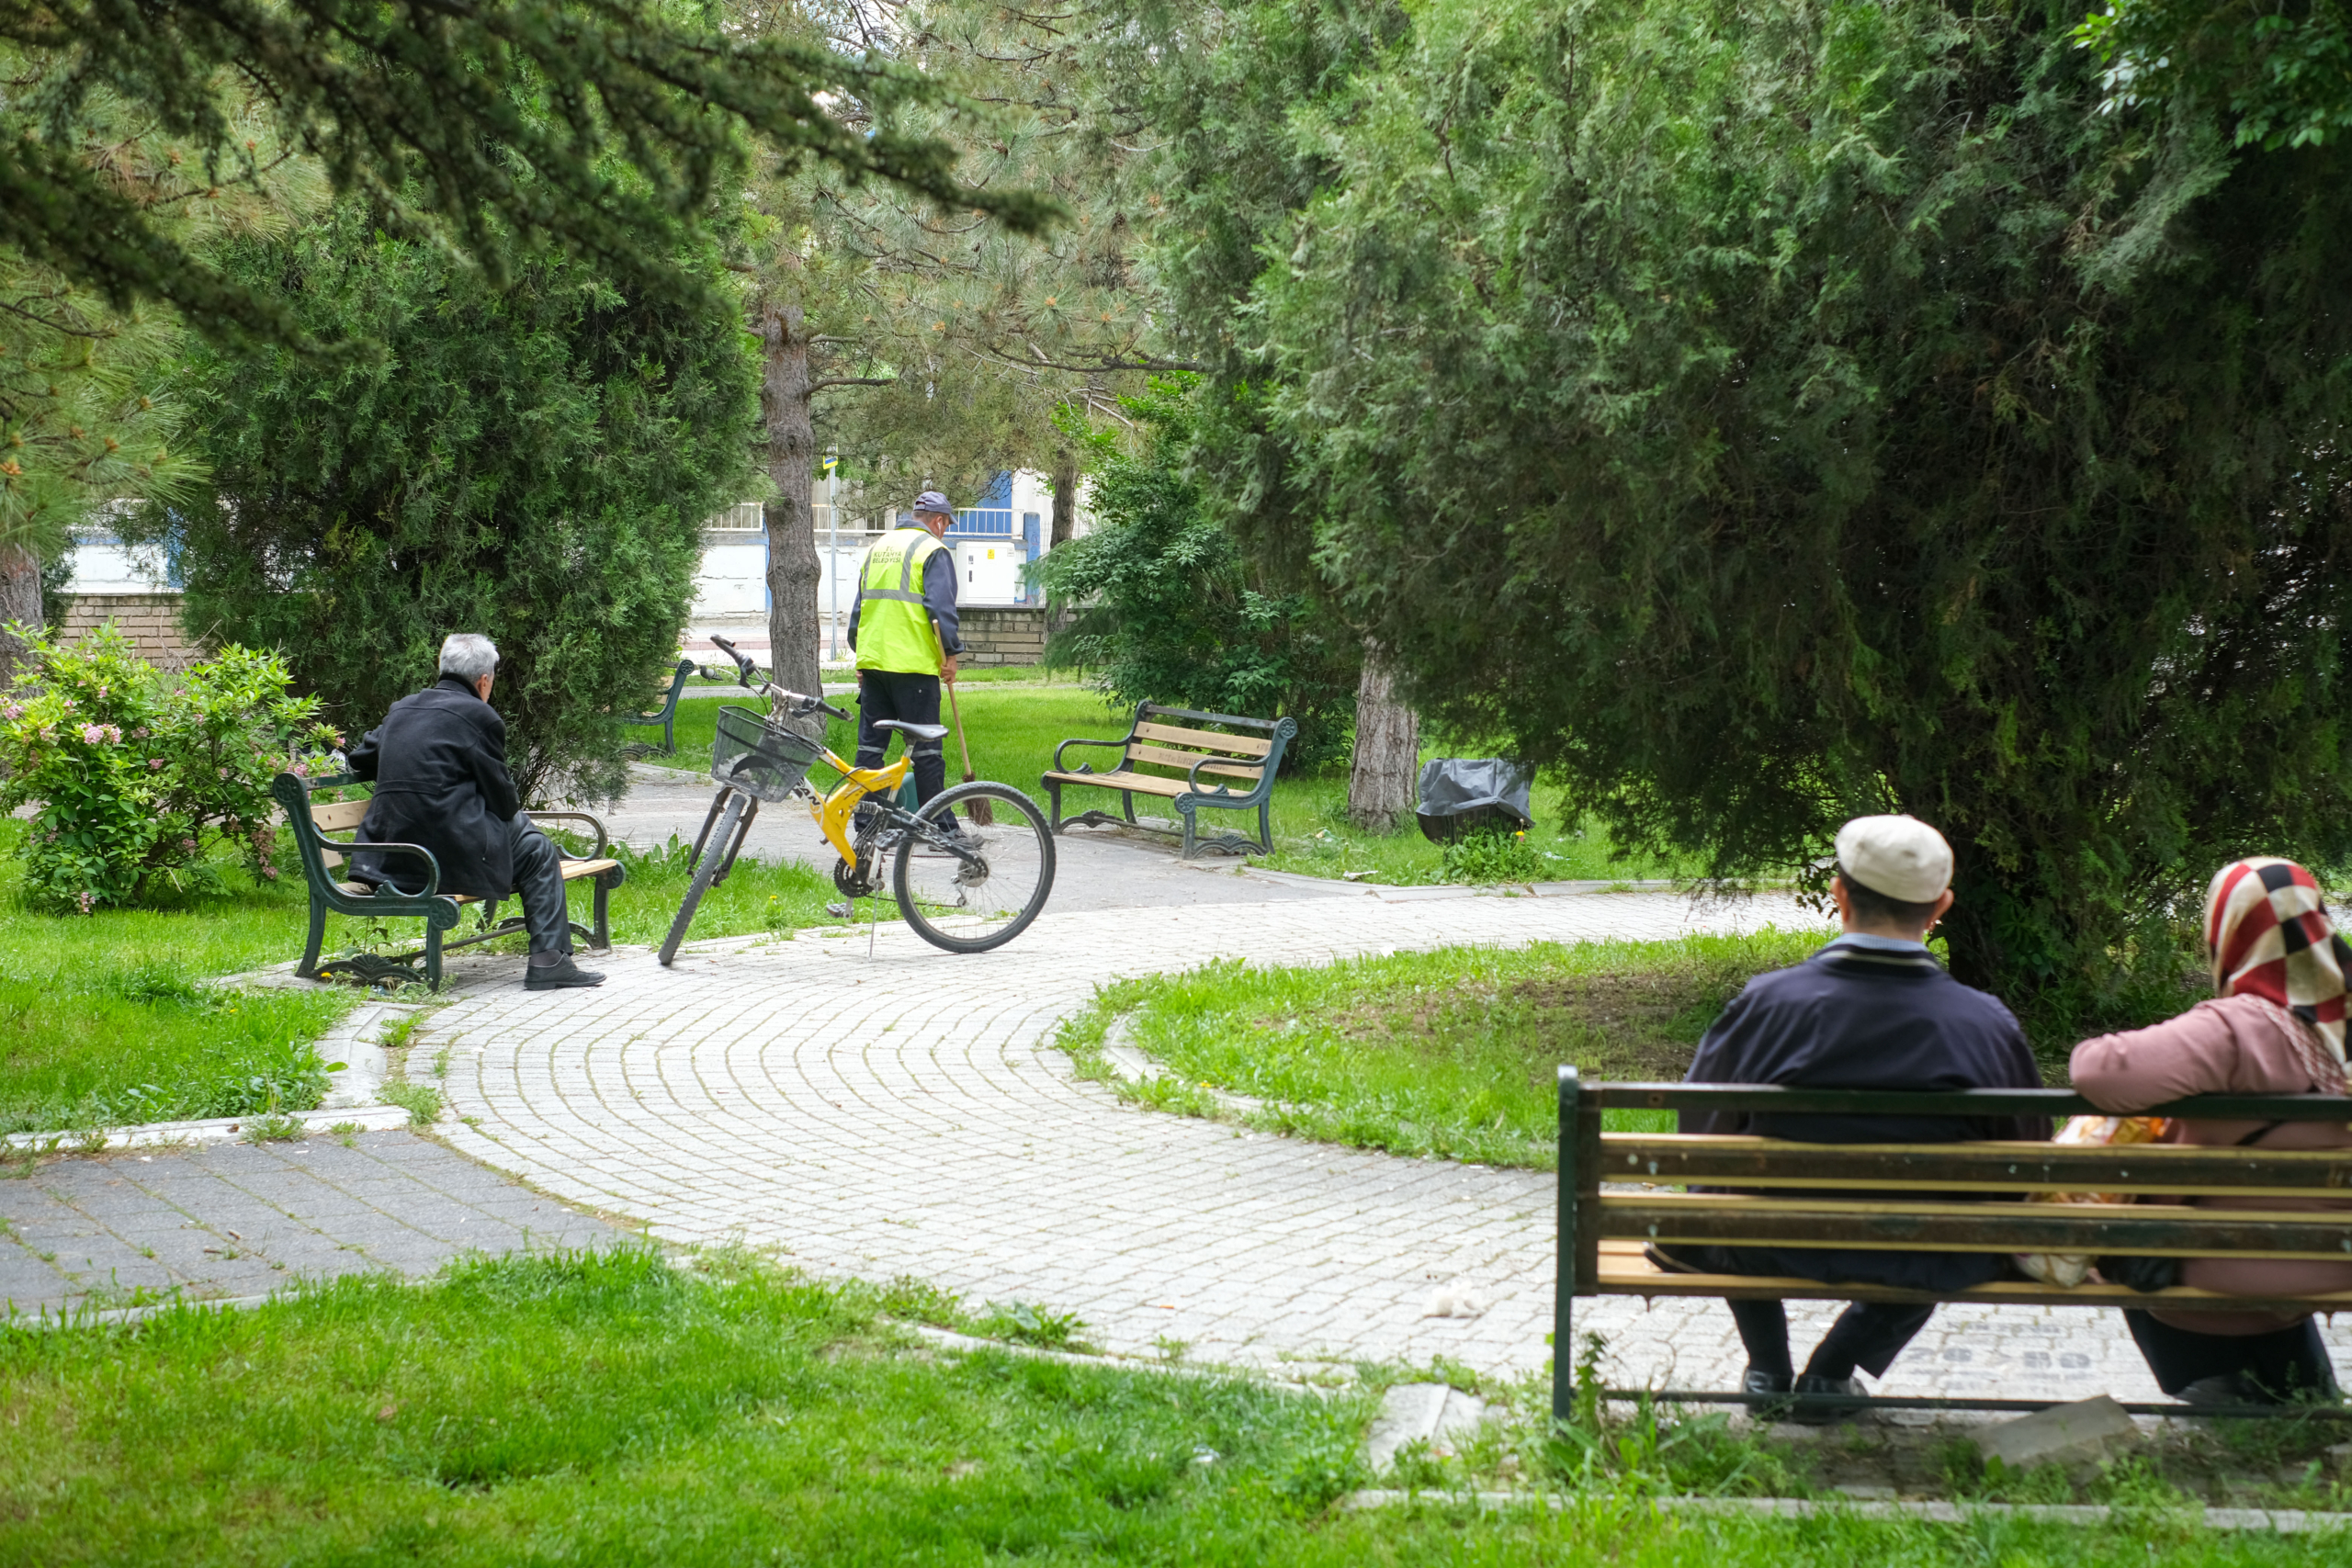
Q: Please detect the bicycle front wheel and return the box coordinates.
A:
[658,792,745,967]
[891,782,1056,953]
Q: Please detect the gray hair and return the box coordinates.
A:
[438,632,500,681]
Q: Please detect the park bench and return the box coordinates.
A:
[1552,1070,2352,1423]
[271,771,626,991]
[619,656,698,758]
[1040,702,1297,859]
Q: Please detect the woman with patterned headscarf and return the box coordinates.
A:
[2071,858,2352,1406]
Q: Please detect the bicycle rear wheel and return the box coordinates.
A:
[658,792,745,966]
[891,782,1055,953]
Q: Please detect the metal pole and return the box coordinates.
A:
[826,453,840,662]
[1553,1064,1579,1432]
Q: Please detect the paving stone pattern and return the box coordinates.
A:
[1,1132,619,1318]
[419,886,2352,1398]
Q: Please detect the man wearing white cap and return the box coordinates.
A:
[1649,814,2044,1420]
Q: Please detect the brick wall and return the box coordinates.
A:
[958,606,1054,668]
[56,593,201,668]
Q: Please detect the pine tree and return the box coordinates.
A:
[0,49,318,680]
[0,0,1055,346]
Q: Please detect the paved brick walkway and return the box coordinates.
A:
[1,1133,619,1319]
[416,883,2350,1399]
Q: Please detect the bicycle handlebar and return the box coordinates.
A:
[701,637,848,722]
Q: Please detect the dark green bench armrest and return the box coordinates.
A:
[525,809,610,860]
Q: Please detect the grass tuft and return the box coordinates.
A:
[380,1081,442,1128]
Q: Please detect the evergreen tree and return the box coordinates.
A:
[0,0,1054,347]
[0,48,317,679]
[130,207,761,801]
[1191,0,2352,1016]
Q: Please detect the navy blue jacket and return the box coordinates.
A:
[1674,939,2046,1292]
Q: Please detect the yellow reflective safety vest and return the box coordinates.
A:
[854,525,950,673]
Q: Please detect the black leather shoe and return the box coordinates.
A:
[1743,1367,1793,1420]
[1789,1372,1866,1425]
[525,955,605,990]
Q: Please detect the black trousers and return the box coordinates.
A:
[2124,1311,2339,1402]
[505,813,574,957]
[1726,1298,1937,1382]
[855,670,952,822]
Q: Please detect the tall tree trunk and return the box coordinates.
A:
[1348,639,1419,831]
[0,542,41,692]
[758,293,824,721]
[1049,446,1079,547]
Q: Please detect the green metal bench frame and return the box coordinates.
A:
[273,771,626,991]
[1554,1071,2352,1422]
[620,657,698,759]
[1041,702,1296,859]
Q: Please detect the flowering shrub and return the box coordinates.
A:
[0,626,337,912]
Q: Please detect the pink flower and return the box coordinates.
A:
[75,890,94,915]
[262,866,278,880]
[181,838,198,852]
[0,702,19,720]
[218,767,229,779]
[80,724,105,744]
[291,760,310,778]
[149,758,166,770]
[132,727,148,739]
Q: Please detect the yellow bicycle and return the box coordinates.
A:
[655,637,1055,963]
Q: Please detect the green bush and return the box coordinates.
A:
[1441,828,1543,886]
[136,207,762,802]
[0,626,332,911]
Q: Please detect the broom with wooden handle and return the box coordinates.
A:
[937,623,993,825]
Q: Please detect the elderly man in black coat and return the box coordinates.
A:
[1650,815,2043,1418]
[345,633,604,990]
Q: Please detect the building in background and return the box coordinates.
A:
[59,468,1084,670]
[686,468,1082,663]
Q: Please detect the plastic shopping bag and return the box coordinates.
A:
[2012,1114,2171,1288]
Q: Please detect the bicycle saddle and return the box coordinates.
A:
[871,719,950,741]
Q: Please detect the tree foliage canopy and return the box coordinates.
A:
[2077,0,2352,151]
[130,207,761,800]
[1143,0,2352,1011]
[0,0,1057,346]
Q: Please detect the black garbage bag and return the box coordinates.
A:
[1414,758,1535,844]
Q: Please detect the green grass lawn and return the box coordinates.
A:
[0,1249,2324,1565]
[1057,932,1836,1166]
[0,815,841,1134]
[0,826,360,1134]
[653,681,1708,886]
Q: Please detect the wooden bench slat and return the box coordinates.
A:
[311,799,371,831]
[1122,742,1267,779]
[1600,1132,2352,1197]
[1042,769,1194,797]
[1592,1240,2352,1314]
[1597,1190,2352,1260]
[337,858,618,902]
[1132,720,1274,756]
